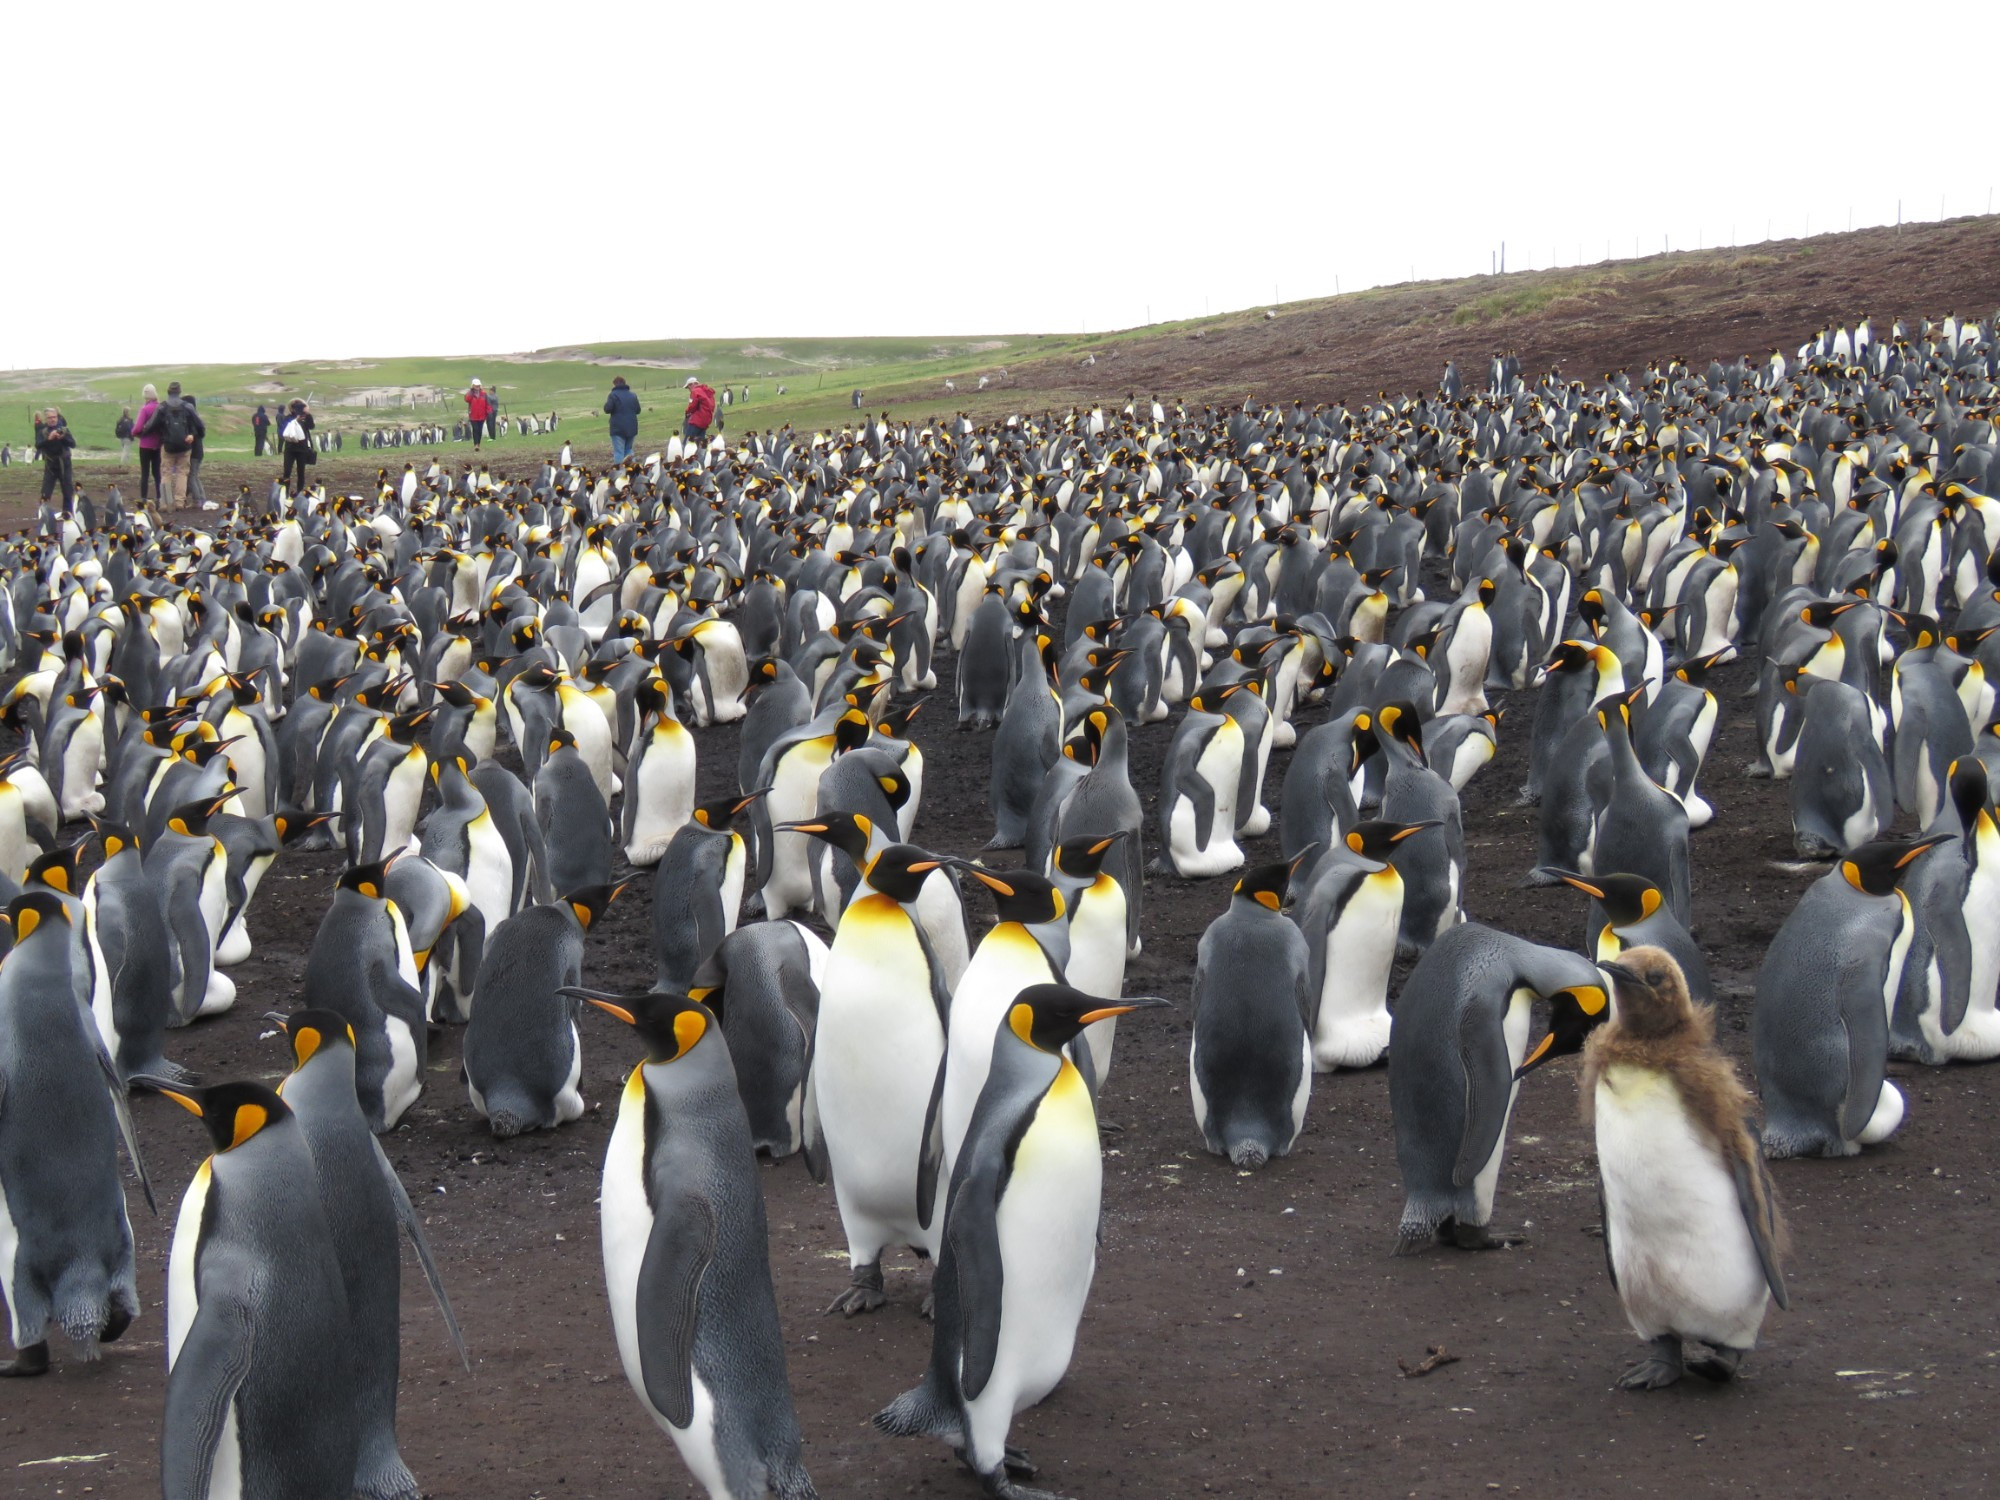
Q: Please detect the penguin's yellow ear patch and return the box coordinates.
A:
[229,1104,270,1149]
[356,881,380,900]
[1638,887,1661,918]
[292,1027,323,1067]
[1839,859,1864,891]
[672,1008,707,1058]
[1252,890,1282,911]
[1007,1003,1037,1046]
[1570,984,1608,1015]
[104,835,125,856]
[14,907,39,941]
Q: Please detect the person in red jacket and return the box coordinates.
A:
[464,379,494,449]
[681,377,716,443]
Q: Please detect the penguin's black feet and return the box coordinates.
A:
[1448,1220,1529,1251]
[1686,1344,1745,1382]
[1003,1445,1037,1478]
[979,833,1020,852]
[824,1262,887,1317]
[1096,1118,1125,1135]
[1617,1335,1685,1390]
[1390,1225,1435,1257]
[0,1340,50,1377]
[101,1304,134,1343]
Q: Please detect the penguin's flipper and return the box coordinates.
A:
[1596,1176,1619,1292]
[1836,974,1891,1145]
[944,1150,1007,1403]
[374,1137,470,1367]
[794,1003,828,1185]
[916,1054,948,1233]
[166,876,212,1025]
[1728,1126,1790,1311]
[160,1296,254,1500]
[1451,1002,1514,1188]
[634,1188,717,1429]
[95,1042,155,1214]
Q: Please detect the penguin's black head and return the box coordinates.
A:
[958,864,1065,925]
[1948,758,1993,837]
[1007,983,1170,1053]
[568,988,716,1065]
[143,1078,292,1154]
[1514,976,1613,1078]
[26,841,89,897]
[833,708,873,754]
[546,725,578,757]
[339,858,395,901]
[1840,835,1953,897]
[1373,702,1427,763]
[565,881,630,930]
[90,818,140,859]
[1051,831,1124,879]
[862,843,947,904]
[1343,819,1440,865]
[5,889,71,948]
[274,809,338,846]
[1551,869,1665,927]
[164,794,235,839]
[274,1009,357,1071]
[693,789,765,834]
[781,810,876,865]
[878,699,924,739]
[181,734,242,770]
[1232,859,1301,912]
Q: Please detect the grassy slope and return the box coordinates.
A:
[9,216,1999,467]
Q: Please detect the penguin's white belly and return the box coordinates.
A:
[204,1405,244,1500]
[717,841,746,941]
[624,728,697,866]
[943,935,1060,1171]
[383,751,427,852]
[83,891,120,1064]
[166,1159,210,1367]
[1841,781,1881,851]
[763,752,832,918]
[961,1072,1100,1467]
[693,624,748,722]
[562,693,618,803]
[466,819,515,928]
[60,716,105,816]
[915,871,969,990]
[555,1022,585,1123]
[383,1015,421,1127]
[1947,848,2000,1060]
[0,1158,22,1345]
[1312,874,1401,1070]
[1471,994,1532,1222]
[1067,889,1128,1084]
[816,906,944,1254]
[196,857,237,1017]
[1438,610,1492,716]
[1169,726,1243,875]
[603,1070,723,1488]
[1595,1067,1769,1350]
[1448,734,1495,793]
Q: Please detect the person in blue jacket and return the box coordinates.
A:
[603,375,641,463]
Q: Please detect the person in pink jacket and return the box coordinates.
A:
[133,383,161,500]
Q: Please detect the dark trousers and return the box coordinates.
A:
[682,421,708,442]
[41,457,73,507]
[253,430,269,456]
[282,444,312,492]
[139,447,161,498]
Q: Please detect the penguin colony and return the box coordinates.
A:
[1,309,1998,1495]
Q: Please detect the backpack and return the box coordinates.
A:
[115,416,133,439]
[157,400,194,452]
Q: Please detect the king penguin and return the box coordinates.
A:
[0,890,150,1376]
[272,1011,467,1500]
[300,859,428,1133]
[688,920,828,1163]
[874,983,1168,1500]
[650,793,757,992]
[1190,861,1311,1168]
[1389,923,1607,1252]
[1754,837,1948,1157]
[1546,869,1713,1007]
[80,819,188,1083]
[147,1079,360,1500]
[463,884,625,1138]
[812,843,953,1314]
[579,991,819,1500]
[1293,819,1438,1070]
[1584,947,1789,1389]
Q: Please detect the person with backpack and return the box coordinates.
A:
[681,376,716,444]
[280,398,316,493]
[251,404,272,457]
[134,382,162,500]
[603,375,641,463]
[464,379,493,449]
[139,380,204,507]
[115,407,134,463]
[36,408,75,510]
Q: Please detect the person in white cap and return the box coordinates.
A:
[464,378,494,450]
[681,375,716,443]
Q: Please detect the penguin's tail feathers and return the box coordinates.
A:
[488,1108,527,1139]
[874,1378,961,1443]
[1522,865,1566,887]
[1228,1140,1270,1169]
[52,1281,111,1358]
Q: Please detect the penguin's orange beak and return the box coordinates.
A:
[1077,996,1172,1024]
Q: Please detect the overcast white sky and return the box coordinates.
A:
[5,0,1991,371]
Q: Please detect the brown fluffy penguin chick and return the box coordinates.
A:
[1581,945,1790,1390]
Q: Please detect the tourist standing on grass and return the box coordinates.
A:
[465,379,492,449]
[36,408,75,510]
[185,395,211,508]
[603,376,641,463]
[116,406,134,462]
[140,381,203,508]
[252,404,272,456]
[134,382,162,501]
[681,376,716,444]
[280,399,316,493]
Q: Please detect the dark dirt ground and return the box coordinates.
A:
[8,220,2000,1496]
[5,649,1999,1500]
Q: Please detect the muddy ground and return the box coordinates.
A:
[5,636,1998,1499]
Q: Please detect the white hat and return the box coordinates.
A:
[683,376,698,387]
[470,378,483,387]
